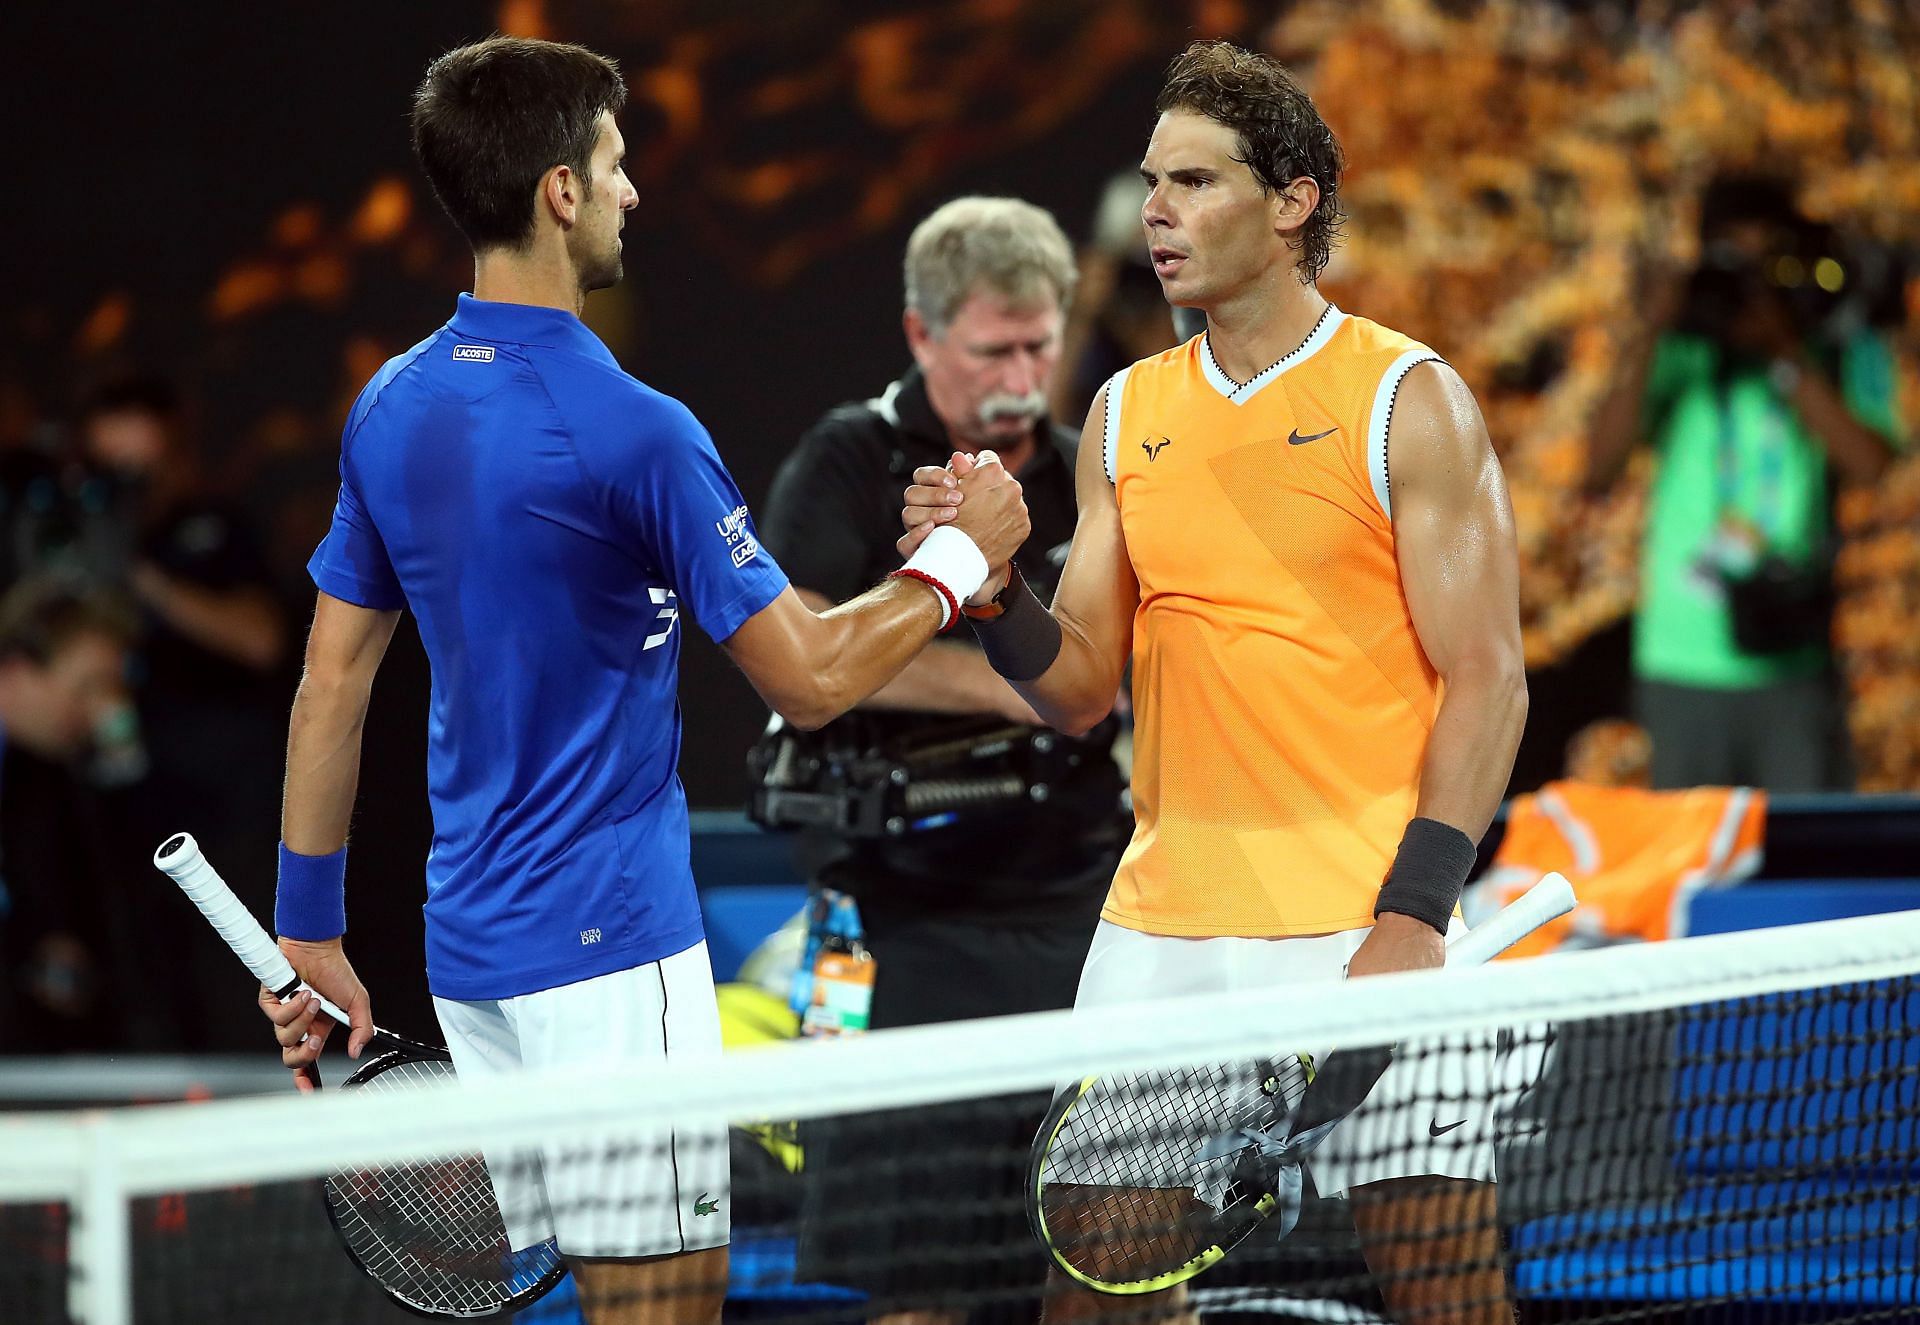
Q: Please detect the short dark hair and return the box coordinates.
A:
[80,373,182,425]
[1698,174,1803,242]
[411,36,627,252]
[1155,41,1346,283]
[0,580,136,668]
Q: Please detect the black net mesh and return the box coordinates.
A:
[1,976,1916,1323]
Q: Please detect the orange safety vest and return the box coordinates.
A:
[1475,782,1767,957]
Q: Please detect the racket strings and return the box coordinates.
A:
[322,1057,560,1315]
[1037,1059,1307,1281]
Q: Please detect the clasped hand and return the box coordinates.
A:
[896,450,1022,604]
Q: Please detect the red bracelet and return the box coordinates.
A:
[889,567,959,632]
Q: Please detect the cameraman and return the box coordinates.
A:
[1586,176,1901,791]
[759,197,1124,1322]
[76,376,290,1049]
[0,580,135,1051]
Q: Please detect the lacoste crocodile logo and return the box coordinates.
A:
[694,1192,720,1216]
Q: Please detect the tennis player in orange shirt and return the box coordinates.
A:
[901,40,1528,1325]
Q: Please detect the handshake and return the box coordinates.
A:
[892,450,1028,613]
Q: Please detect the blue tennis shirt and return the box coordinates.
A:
[309,294,789,1000]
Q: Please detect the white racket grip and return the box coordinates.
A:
[153,832,352,1027]
[1445,871,1575,968]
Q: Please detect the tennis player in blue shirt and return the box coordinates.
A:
[256,36,1028,1324]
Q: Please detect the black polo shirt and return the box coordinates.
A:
[760,367,1124,924]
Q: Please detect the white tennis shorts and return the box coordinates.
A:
[433,942,729,1259]
[1072,920,1545,1199]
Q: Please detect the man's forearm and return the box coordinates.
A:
[1411,662,1528,843]
[281,677,374,855]
[729,577,970,729]
[1583,330,1660,493]
[862,639,1032,718]
[792,587,1027,718]
[1786,362,1895,486]
[1353,675,1522,971]
[1009,621,1121,737]
[134,568,286,671]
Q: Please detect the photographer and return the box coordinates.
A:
[1586,176,1902,791]
[759,197,1124,1322]
[75,376,290,1049]
[0,580,136,1051]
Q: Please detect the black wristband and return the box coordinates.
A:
[1373,817,1478,936]
[968,565,1062,682]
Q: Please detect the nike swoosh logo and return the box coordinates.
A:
[1429,1118,1468,1138]
[1288,427,1338,446]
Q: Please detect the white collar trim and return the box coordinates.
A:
[865,377,905,427]
[1199,305,1346,405]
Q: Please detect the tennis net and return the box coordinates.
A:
[2,905,1917,1324]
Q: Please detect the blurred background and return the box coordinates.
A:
[1,0,1917,1055]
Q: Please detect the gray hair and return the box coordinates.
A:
[904,197,1077,336]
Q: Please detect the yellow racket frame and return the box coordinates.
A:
[1030,1059,1309,1294]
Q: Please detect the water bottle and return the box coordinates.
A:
[800,893,876,1037]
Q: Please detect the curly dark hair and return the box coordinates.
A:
[412,36,627,252]
[1155,41,1346,283]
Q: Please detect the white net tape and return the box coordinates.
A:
[5,905,1919,1323]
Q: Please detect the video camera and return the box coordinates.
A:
[748,713,1075,839]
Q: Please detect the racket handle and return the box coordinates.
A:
[152,832,353,1029]
[1445,871,1575,967]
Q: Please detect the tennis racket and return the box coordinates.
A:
[152,832,566,1319]
[1029,871,1576,1295]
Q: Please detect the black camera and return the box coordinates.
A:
[0,454,139,591]
[1675,176,1862,348]
[748,714,1076,839]
[1676,234,1851,346]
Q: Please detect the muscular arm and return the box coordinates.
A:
[1395,362,1529,843]
[722,580,949,730]
[747,412,1030,729]
[281,592,400,854]
[792,587,1037,722]
[900,383,1137,735]
[725,460,1026,730]
[1348,363,1527,980]
[268,591,398,1081]
[1021,388,1139,734]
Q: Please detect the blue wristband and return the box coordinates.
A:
[276,842,348,941]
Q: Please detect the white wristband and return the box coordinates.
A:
[898,525,990,630]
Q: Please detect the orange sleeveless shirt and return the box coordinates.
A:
[1103,306,1444,937]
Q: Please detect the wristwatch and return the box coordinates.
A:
[961,562,1024,621]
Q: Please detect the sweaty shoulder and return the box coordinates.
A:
[554,361,721,483]
[1324,311,1438,372]
[340,329,449,452]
